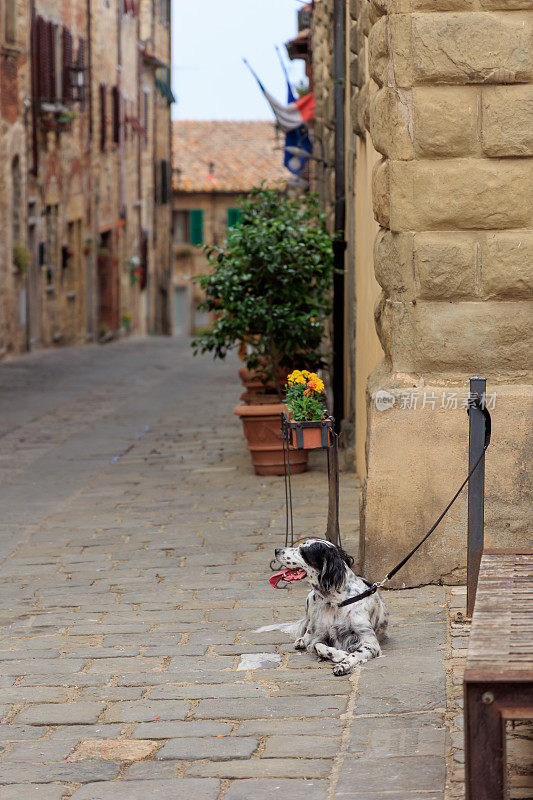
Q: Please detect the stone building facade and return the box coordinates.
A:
[0,0,173,357]
[0,0,29,357]
[171,121,286,335]
[292,0,533,585]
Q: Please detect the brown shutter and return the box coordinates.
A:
[112,86,119,144]
[48,22,57,102]
[61,28,73,104]
[140,232,148,291]
[37,17,50,102]
[99,84,107,151]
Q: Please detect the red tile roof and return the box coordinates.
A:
[172,120,288,193]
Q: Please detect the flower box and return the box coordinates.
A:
[281,413,333,450]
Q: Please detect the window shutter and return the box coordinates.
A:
[189,210,204,245]
[112,86,120,144]
[61,28,73,104]
[99,84,107,150]
[48,22,56,102]
[37,17,51,102]
[154,160,160,204]
[227,208,242,228]
[140,232,148,290]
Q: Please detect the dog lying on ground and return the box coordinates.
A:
[273,539,388,675]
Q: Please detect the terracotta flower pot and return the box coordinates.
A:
[234,402,308,476]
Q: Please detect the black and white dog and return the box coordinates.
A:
[274,539,388,675]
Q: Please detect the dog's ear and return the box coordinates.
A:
[337,546,354,569]
[320,547,348,593]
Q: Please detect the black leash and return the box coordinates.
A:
[338,398,491,609]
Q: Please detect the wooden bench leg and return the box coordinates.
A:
[464,683,507,800]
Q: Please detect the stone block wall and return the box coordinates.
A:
[358,0,533,585]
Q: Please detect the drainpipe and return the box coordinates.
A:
[332,0,346,433]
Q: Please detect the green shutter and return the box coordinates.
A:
[227,208,242,229]
[189,209,204,245]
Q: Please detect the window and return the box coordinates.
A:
[189,210,204,245]
[11,156,21,245]
[45,205,59,284]
[112,86,120,144]
[5,0,16,43]
[99,83,107,150]
[160,160,169,204]
[173,211,189,244]
[227,208,242,229]
[158,0,171,25]
[142,88,149,148]
[75,38,87,106]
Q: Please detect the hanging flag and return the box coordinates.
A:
[275,46,312,176]
[243,59,315,132]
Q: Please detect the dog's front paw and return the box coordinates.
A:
[294,637,307,650]
[333,660,353,676]
[314,642,329,659]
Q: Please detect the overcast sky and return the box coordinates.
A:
[171,0,306,121]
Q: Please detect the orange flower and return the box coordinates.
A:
[304,388,311,395]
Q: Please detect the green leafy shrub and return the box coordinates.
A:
[191,187,334,395]
[13,243,31,274]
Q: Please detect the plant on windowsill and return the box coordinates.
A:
[121,312,132,332]
[12,243,31,275]
[129,255,142,286]
[191,187,334,474]
[56,111,75,132]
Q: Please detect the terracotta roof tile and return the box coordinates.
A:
[172,120,288,193]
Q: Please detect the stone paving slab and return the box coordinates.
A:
[0,339,451,799]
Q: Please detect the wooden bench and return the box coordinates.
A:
[464,549,533,800]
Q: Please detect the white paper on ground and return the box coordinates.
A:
[237,652,282,670]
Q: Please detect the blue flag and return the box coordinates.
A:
[276,47,311,176]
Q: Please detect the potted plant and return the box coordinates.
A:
[56,111,75,132]
[192,187,334,474]
[12,243,31,275]
[121,312,132,333]
[284,369,331,449]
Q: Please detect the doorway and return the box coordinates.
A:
[172,285,189,336]
[97,230,119,334]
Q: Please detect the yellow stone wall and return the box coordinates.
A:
[310,0,532,583]
[360,0,533,585]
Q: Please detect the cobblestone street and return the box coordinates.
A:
[0,338,451,799]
